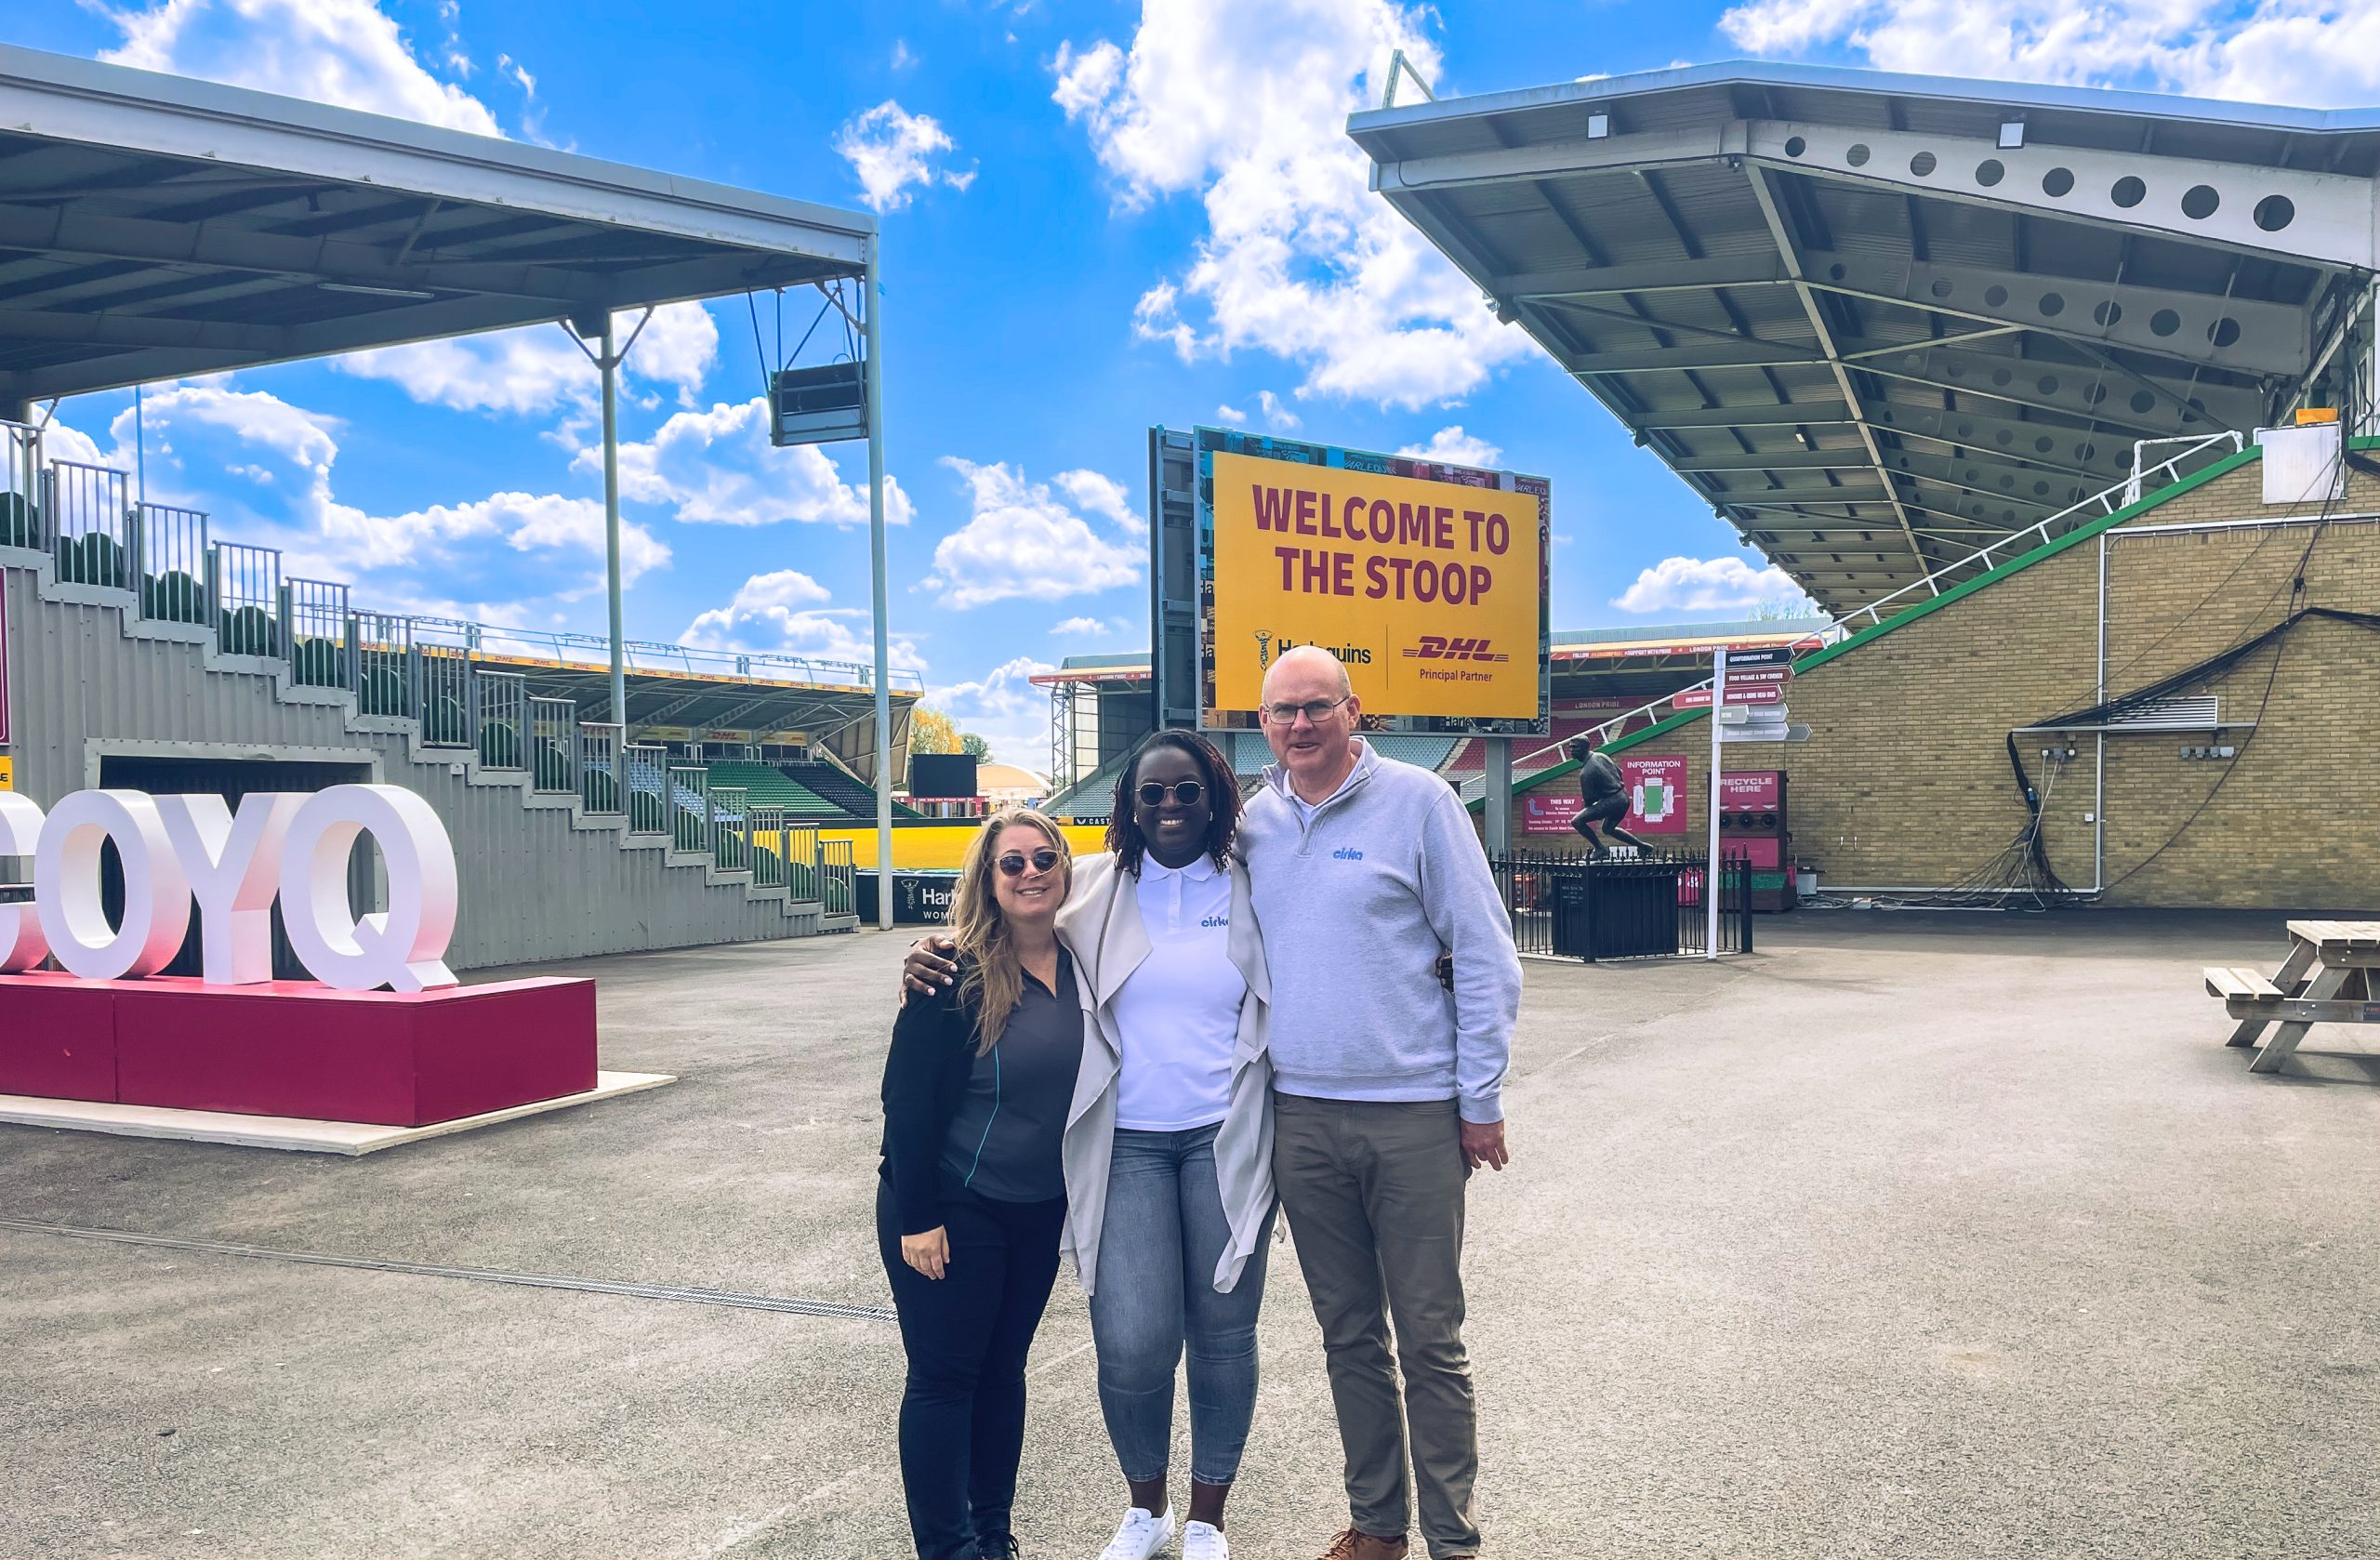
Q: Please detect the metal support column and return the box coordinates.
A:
[1707,646,1726,960]
[599,317,627,732]
[865,237,894,930]
[1484,736,1513,855]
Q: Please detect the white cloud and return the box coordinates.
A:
[1397,426,1502,469]
[1719,0,2380,106]
[1257,390,1301,431]
[680,570,925,671]
[1214,403,1249,426]
[834,100,977,212]
[62,380,667,596]
[1613,555,1818,616]
[1051,615,1128,636]
[1053,0,1531,409]
[925,458,1146,609]
[581,397,912,528]
[334,302,717,418]
[929,654,1059,767]
[1052,469,1142,533]
[99,0,503,136]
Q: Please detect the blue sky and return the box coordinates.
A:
[12,0,2373,763]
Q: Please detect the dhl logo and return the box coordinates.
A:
[1403,636,1510,663]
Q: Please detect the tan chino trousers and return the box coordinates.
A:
[1273,1093,1479,1558]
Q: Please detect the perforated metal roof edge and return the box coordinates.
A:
[0,42,874,253]
[1468,436,2345,809]
[1349,59,2380,140]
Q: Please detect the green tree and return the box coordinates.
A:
[960,733,992,760]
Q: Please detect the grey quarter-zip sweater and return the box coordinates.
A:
[1240,738,1522,1124]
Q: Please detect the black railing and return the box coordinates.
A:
[1491,848,1752,961]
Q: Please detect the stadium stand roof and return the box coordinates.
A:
[0,43,872,403]
[1350,61,2380,616]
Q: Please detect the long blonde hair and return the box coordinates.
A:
[950,807,1074,1053]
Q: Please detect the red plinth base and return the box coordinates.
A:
[0,972,597,1127]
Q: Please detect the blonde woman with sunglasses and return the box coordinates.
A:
[879,807,1087,1560]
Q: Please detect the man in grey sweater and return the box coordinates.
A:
[1247,646,1522,1560]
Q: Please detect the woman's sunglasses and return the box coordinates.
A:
[1135,780,1206,808]
[997,848,1062,878]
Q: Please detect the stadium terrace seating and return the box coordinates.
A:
[774,760,926,820]
[704,760,840,819]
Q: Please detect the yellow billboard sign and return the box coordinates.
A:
[1206,446,1546,724]
[0,755,11,791]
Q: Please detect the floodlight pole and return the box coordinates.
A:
[865,237,894,931]
[566,309,652,734]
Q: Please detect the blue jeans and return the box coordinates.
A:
[1089,1124,1274,1487]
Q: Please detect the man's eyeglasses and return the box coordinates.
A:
[997,848,1062,878]
[1135,780,1206,808]
[1260,695,1350,726]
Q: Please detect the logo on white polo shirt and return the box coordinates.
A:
[1199,912,1230,929]
[1332,846,1365,861]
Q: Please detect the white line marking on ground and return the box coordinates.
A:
[700,1465,870,1558]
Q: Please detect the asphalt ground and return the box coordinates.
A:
[4,908,2377,1559]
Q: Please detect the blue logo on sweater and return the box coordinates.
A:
[1332,847,1365,861]
[1200,913,1231,929]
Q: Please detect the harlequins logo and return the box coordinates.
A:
[1254,628,1275,669]
[1403,636,1510,663]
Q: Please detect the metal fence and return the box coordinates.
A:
[471,670,528,771]
[1492,848,1752,960]
[47,461,130,588]
[1,421,38,549]
[819,837,856,919]
[579,722,623,814]
[711,786,751,872]
[669,764,711,854]
[213,541,283,656]
[623,743,669,835]
[413,623,473,747]
[529,697,577,794]
[285,577,352,688]
[133,503,211,624]
[355,611,412,717]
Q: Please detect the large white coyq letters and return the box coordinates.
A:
[0,792,51,971]
[33,790,192,980]
[0,783,458,992]
[278,785,458,993]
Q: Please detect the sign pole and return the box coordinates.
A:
[1484,735,1513,855]
[1707,646,1726,959]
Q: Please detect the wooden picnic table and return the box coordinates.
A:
[2205,919,2380,1074]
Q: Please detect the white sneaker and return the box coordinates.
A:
[1098,1505,1175,1560]
[1180,1520,1229,1559]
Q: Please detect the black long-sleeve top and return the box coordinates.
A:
[879,951,1083,1236]
[1578,749,1625,804]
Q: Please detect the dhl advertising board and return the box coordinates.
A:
[1199,432,1549,733]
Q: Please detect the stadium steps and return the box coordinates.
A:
[0,539,857,953]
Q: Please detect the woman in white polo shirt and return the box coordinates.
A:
[906,731,1274,1560]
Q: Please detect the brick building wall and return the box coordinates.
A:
[1515,449,2380,908]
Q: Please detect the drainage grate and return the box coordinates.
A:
[0,1218,897,1322]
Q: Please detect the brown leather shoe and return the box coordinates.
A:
[1316,1528,1409,1560]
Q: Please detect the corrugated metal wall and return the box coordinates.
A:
[0,556,825,970]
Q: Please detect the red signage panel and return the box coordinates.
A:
[1719,771,1783,810]
[1620,755,1689,833]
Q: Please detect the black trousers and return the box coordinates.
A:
[877,1180,1066,1560]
